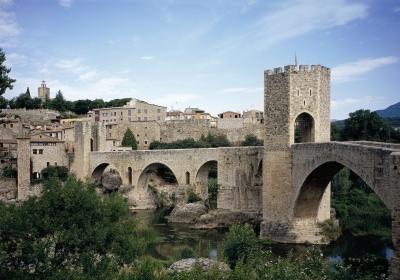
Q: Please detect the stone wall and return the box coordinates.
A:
[217,146,263,213]
[0,178,17,201]
[160,120,264,145]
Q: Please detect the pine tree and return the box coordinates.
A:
[0,48,16,96]
[121,128,138,150]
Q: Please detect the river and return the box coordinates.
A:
[133,209,393,268]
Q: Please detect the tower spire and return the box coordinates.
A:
[294,52,298,67]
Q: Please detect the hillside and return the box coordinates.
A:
[375,101,400,118]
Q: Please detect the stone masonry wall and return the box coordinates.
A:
[217,146,263,212]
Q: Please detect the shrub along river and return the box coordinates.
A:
[133,209,393,267]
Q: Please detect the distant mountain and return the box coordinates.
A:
[376,102,400,118]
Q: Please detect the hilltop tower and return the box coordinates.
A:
[38,80,50,102]
[261,64,331,241]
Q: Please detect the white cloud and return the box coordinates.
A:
[332,56,399,83]
[79,70,98,81]
[220,87,263,94]
[151,94,200,109]
[140,56,154,61]
[0,0,20,47]
[54,58,89,73]
[331,95,386,119]
[4,52,27,67]
[256,0,367,47]
[59,0,73,8]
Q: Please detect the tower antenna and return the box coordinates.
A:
[294,52,298,67]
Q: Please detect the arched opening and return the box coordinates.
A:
[90,138,94,152]
[294,112,314,143]
[196,160,218,208]
[91,163,122,192]
[185,171,190,184]
[91,163,109,185]
[137,162,178,191]
[128,167,132,185]
[294,161,392,271]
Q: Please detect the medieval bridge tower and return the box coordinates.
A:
[261,64,331,240]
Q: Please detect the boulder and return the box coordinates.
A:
[167,202,207,223]
[194,209,262,229]
[101,171,122,191]
[168,258,229,273]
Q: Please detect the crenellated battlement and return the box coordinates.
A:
[264,64,330,76]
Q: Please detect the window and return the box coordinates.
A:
[297,89,300,96]
[47,162,50,166]
[138,109,141,113]
[144,140,148,145]
[10,124,13,128]
[33,149,37,154]
[144,109,148,113]
[186,171,190,184]
[137,134,139,137]
[128,110,131,116]
[144,117,148,121]
[309,89,312,96]
[157,116,161,121]
[138,117,141,121]
[128,117,131,121]
[121,112,123,115]
[54,162,57,166]
[157,109,161,113]
[39,149,43,154]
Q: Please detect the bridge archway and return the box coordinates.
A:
[293,160,391,219]
[91,162,121,187]
[294,112,315,143]
[195,160,218,205]
[137,162,178,191]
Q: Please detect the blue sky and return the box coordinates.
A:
[1,0,399,119]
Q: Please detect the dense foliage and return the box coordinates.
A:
[241,134,263,146]
[0,177,154,279]
[0,48,16,96]
[2,87,132,115]
[150,133,232,149]
[121,128,138,150]
[40,165,69,182]
[0,165,17,178]
[333,109,400,142]
[331,169,392,239]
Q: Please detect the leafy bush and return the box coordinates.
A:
[318,218,341,242]
[0,177,154,279]
[223,223,260,268]
[187,190,201,203]
[1,166,17,178]
[242,134,263,146]
[41,165,69,181]
[150,133,232,150]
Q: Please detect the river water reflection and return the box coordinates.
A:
[133,210,393,264]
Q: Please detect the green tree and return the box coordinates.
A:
[0,96,7,109]
[223,223,260,268]
[72,99,92,114]
[342,110,391,141]
[0,49,16,96]
[0,177,152,279]
[41,165,69,181]
[121,128,138,150]
[48,90,67,112]
[242,134,263,146]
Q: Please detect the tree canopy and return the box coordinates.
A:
[0,49,16,96]
[121,128,138,150]
[0,177,153,279]
[241,134,263,146]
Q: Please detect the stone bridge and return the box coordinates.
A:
[89,146,263,211]
[261,141,400,279]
